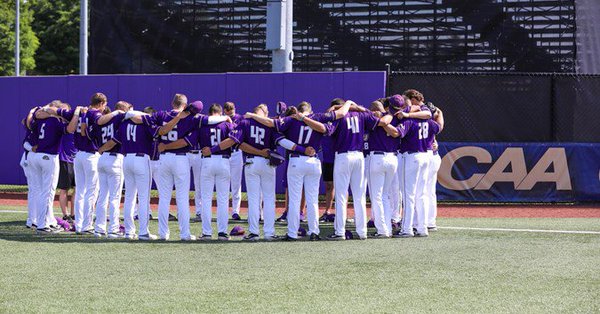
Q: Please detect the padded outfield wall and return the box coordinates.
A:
[1,72,386,189]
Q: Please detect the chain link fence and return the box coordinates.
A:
[388,72,600,142]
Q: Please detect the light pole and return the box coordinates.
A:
[80,0,88,75]
[15,0,20,76]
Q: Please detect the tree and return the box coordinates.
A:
[0,0,38,76]
[29,0,79,75]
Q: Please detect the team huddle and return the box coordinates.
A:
[20,89,444,241]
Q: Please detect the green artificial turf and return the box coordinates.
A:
[0,209,598,313]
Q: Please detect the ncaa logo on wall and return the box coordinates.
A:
[438,146,572,191]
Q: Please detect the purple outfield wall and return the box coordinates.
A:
[2,72,386,188]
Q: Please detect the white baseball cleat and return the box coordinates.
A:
[124,233,137,240]
[94,232,106,238]
[181,235,197,241]
[138,234,158,241]
[107,232,124,239]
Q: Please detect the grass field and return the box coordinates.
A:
[0,205,599,313]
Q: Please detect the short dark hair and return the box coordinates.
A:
[143,106,156,114]
[330,98,345,108]
[403,89,424,102]
[224,102,235,112]
[209,103,223,115]
[90,93,107,107]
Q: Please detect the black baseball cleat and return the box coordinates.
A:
[326,234,345,241]
[168,214,178,221]
[282,234,298,241]
[192,213,202,223]
[309,233,321,241]
[218,232,231,241]
[36,227,61,234]
[242,233,260,241]
[319,213,329,222]
[231,213,241,220]
[427,226,438,232]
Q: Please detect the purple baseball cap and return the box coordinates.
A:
[297,227,307,237]
[231,225,245,236]
[276,101,287,115]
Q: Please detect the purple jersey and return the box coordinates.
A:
[229,119,283,155]
[366,115,401,153]
[231,113,244,125]
[32,117,67,155]
[114,120,159,156]
[57,108,101,152]
[142,110,210,154]
[59,133,77,163]
[274,112,335,150]
[93,113,125,154]
[186,121,234,156]
[330,111,380,153]
[398,119,440,153]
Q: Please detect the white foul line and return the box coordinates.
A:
[439,226,600,235]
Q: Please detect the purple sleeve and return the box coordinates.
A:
[229,122,246,144]
[142,111,161,126]
[314,112,335,123]
[274,117,292,133]
[184,129,199,148]
[196,115,209,127]
[360,112,380,131]
[272,131,285,148]
[429,120,441,135]
[88,111,102,125]
[57,108,74,121]
[397,119,412,138]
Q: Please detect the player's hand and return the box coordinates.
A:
[158,143,166,153]
[293,112,305,121]
[243,112,254,119]
[373,111,382,118]
[31,145,37,152]
[80,106,88,114]
[305,146,316,157]
[225,116,233,124]
[260,148,270,158]
[201,147,211,157]
[432,140,439,151]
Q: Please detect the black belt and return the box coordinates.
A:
[290,153,317,158]
[246,155,266,159]
[337,150,361,154]
[433,151,439,156]
[105,152,121,156]
[371,151,398,156]
[188,151,200,154]
[126,153,147,157]
[161,152,187,156]
[402,151,418,155]
[202,154,230,159]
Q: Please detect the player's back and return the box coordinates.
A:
[331,111,379,153]
[92,113,125,153]
[234,118,277,151]
[116,119,156,155]
[33,117,66,154]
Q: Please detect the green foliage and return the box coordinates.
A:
[29,0,79,75]
[0,0,39,76]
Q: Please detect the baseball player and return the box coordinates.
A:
[29,110,69,233]
[390,100,440,238]
[423,104,444,231]
[143,106,159,221]
[99,106,160,240]
[245,101,348,240]
[326,99,391,240]
[196,104,235,240]
[127,95,229,241]
[21,106,42,229]
[319,128,335,222]
[57,103,77,223]
[93,101,131,238]
[37,93,116,234]
[364,100,399,238]
[223,101,244,220]
[186,101,204,223]
[211,104,304,241]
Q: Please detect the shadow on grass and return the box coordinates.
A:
[0,220,374,244]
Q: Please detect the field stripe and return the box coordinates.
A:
[440,226,600,235]
[0,210,28,214]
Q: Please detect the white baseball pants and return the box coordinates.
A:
[73,151,99,232]
[95,153,124,234]
[200,155,231,235]
[244,156,276,237]
[286,155,321,238]
[122,154,152,236]
[28,152,59,229]
[425,151,442,228]
[20,151,37,227]
[333,151,368,238]
[367,152,398,237]
[156,153,192,240]
[400,152,428,235]
[188,152,202,215]
[229,150,243,215]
